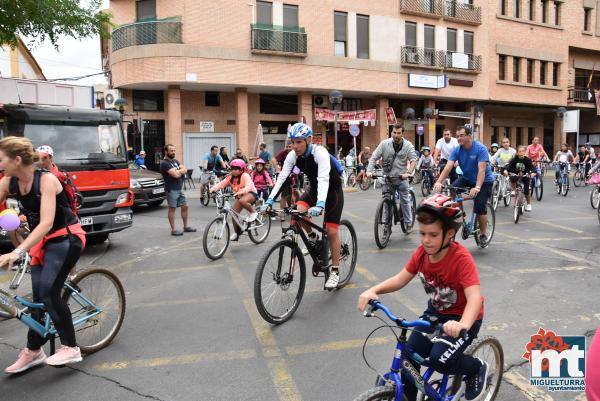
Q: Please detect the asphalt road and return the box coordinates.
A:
[0,179,598,401]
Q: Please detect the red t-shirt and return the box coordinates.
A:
[526,144,545,161]
[405,242,484,320]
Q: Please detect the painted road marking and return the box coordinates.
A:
[366,247,415,254]
[135,264,223,274]
[344,211,372,224]
[512,265,591,274]
[129,295,230,309]
[286,336,393,356]
[503,371,553,401]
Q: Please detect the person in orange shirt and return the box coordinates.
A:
[210,159,259,241]
[36,145,60,174]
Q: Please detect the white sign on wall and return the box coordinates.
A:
[199,121,215,132]
[451,53,470,69]
[563,110,580,133]
[408,74,447,89]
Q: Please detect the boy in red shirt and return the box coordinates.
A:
[358,194,487,401]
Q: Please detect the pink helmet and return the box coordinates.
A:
[255,158,266,165]
[230,159,246,170]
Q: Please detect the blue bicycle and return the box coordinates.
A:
[0,255,125,355]
[354,300,503,401]
[445,186,495,249]
[528,160,546,201]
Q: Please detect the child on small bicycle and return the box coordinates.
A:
[416,146,434,184]
[358,194,487,401]
[504,145,535,211]
[251,158,273,201]
[210,159,259,241]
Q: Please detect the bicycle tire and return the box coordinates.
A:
[374,199,393,249]
[491,181,500,211]
[337,219,357,288]
[202,217,230,260]
[408,190,417,226]
[502,188,511,207]
[513,202,520,224]
[248,213,271,244]
[348,172,357,187]
[591,186,600,209]
[421,178,431,197]
[62,268,125,354]
[474,203,495,248]
[200,186,210,206]
[359,176,371,191]
[535,177,543,201]
[561,175,569,196]
[450,336,504,401]
[413,170,422,184]
[353,385,406,401]
[573,171,583,187]
[254,239,306,324]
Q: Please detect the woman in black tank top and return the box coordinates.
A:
[0,137,85,373]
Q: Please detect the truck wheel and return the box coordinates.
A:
[88,233,109,244]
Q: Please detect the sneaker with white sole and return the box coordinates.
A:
[45,346,82,366]
[246,212,258,222]
[525,203,532,212]
[5,348,47,374]
[324,270,339,290]
[465,359,489,401]
[230,232,240,241]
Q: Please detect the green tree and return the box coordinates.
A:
[0,0,112,48]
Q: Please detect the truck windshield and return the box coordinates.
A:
[22,122,127,166]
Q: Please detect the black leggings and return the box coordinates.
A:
[28,236,83,350]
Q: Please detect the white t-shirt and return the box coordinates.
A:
[435,137,459,160]
[556,150,573,163]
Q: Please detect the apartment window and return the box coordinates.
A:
[584,8,592,31]
[133,90,164,112]
[341,98,362,111]
[499,55,506,80]
[357,14,369,59]
[527,59,534,83]
[136,0,156,21]
[499,0,507,15]
[513,57,521,82]
[334,11,347,57]
[541,0,548,23]
[205,92,220,107]
[447,28,457,52]
[464,31,474,54]
[492,127,499,145]
[514,0,521,17]
[528,127,534,144]
[283,4,298,27]
[405,22,417,47]
[540,61,547,85]
[554,2,560,25]
[259,94,298,114]
[424,25,435,48]
[257,1,273,24]
[528,0,535,20]
[552,63,560,86]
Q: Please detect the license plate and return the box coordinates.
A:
[80,217,93,226]
[152,187,165,194]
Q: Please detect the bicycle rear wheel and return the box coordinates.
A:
[248,212,271,244]
[200,185,210,206]
[573,170,584,187]
[474,203,495,248]
[62,269,125,354]
[374,199,393,249]
[591,186,600,209]
[254,239,306,324]
[337,219,357,288]
[353,385,404,401]
[202,216,230,260]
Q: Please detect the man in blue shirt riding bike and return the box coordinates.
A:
[262,123,344,290]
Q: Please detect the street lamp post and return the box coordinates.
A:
[329,90,343,158]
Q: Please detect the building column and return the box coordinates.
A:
[298,91,313,128]
[508,126,516,146]
[166,85,182,154]
[532,60,540,85]
[235,88,249,154]
[506,56,514,82]
[425,99,436,147]
[554,114,563,150]
[376,97,390,143]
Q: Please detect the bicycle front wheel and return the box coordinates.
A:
[353,385,405,401]
[474,203,495,248]
[561,175,569,196]
[203,216,230,260]
[348,172,357,187]
[374,199,393,249]
[359,176,371,191]
[337,219,357,288]
[62,269,126,354]
[573,171,584,187]
[535,177,544,201]
[248,212,271,244]
[591,186,600,209]
[200,186,210,206]
[421,178,431,197]
[491,181,500,211]
[254,240,306,324]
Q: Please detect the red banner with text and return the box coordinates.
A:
[314,108,377,123]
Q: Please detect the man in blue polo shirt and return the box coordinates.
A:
[434,125,494,244]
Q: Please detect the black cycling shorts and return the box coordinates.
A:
[297,187,344,228]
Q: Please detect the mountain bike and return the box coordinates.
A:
[573,162,589,187]
[528,161,545,202]
[373,175,416,249]
[0,254,125,355]
[202,192,271,260]
[353,300,503,401]
[554,162,570,197]
[253,207,357,324]
[508,173,527,224]
[420,168,434,197]
[445,185,495,248]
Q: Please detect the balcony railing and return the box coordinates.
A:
[399,0,443,17]
[443,1,482,25]
[444,51,482,72]
[568,88,594,103]
[112,18,182,52]
[401,46,445,68]
[251,24,307,56]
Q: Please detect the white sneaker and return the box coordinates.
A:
[325,271,339,290]
[525,203,532,212]
[230,232,240,241]
[246,212,258,222]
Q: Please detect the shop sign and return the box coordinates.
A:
[199,121,214,132]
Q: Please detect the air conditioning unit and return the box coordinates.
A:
[104,89,121,109]
[313,95,329,108]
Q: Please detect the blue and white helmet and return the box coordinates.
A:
[288,123,313,140]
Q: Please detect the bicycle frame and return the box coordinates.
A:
[281,212,327,267]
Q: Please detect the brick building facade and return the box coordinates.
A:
[103,0,600,173]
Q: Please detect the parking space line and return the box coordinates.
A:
[135,264,222,275]
[304,283,370,293]
[94,349,257,371]
[129,296,230,309]
[286,336,392,356]
[503,371,553,401]
[520,218,585,234]
[224,255,302,401]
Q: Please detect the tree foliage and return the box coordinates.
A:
[0,0,112,48]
